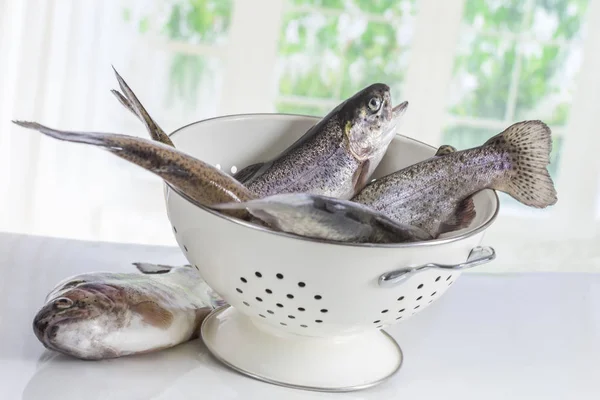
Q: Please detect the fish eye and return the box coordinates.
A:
[368,97,382,112]
[54,297,73,309]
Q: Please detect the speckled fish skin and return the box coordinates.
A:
[12,121,256,214]
[237,83,408,199]
[110,66,175,147]
[33,263,224,360]
[353,120,558,237]
[212,193,433,243]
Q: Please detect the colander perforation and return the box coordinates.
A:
[236,273,328,330]
[367,275,459,327]
[237,268,460,331]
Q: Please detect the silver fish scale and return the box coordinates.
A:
[245,118,361,198]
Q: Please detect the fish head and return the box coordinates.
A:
[339,83,408,161]
[33,281,125,353]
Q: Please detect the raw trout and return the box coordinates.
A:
[33,262,225,360]
[235,84,408,199]
[12,121,256,212]
[212,193,432,243]
[352,120,558,237]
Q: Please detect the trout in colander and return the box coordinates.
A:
[11,121,256,213]
[212,193,432,243]
[352,120,558,237]
[234,84,408,199]
[33,262,225,360]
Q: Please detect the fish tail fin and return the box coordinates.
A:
[12,120,109,147]
[111,66,174,147]
[485,120,558,208]
[110,89,137,116]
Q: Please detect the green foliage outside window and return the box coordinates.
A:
[125,0,589,185]
[446,0,589,181]
[123,0,233,108]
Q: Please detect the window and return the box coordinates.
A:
[443,0,589,212]
[1,0,598,271]
[274,0,419,116]
[122,0,235,121]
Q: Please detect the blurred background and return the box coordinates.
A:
[0,0,598,272]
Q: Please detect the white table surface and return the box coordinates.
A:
[0,231,598,400]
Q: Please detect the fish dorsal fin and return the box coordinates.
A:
[233,162,264,183]
[435,145,457,156]
[437,195,476,236]
[132,262,175,274]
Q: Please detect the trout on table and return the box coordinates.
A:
[12,121,256,215]
[212,193,432,244]
[33,262,225,360]
[234,84,408,199]
[352,120,558,237]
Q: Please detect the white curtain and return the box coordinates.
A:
[0,0,201,246]
[1,0,599,273]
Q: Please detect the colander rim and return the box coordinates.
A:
[165,112,501,249]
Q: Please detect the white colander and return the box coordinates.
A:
[163,114,498,392]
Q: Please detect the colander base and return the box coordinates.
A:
[200,305,403,392]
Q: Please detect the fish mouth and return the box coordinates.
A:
[34,315,64,348]
[392,101,408,120]
[33,301,89,346]
[376,100,409,146]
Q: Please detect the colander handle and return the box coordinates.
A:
[378,246,496,288]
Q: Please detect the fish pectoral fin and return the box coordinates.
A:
[132,262,175,274]
[436,195,477,236]
[352,159,371,194]
[131,301,174,329]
